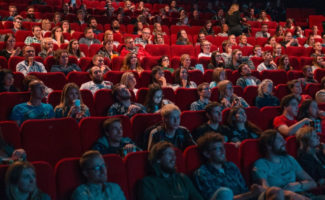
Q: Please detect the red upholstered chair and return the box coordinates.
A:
[135,88,148,104]
[8,56,24,72]
[15,30,33,42]
[180,110,207,132]
[66,71,91,87]
[250,57,264,69]
[241,46,254,57]
[274,84,290,100]
[305,83,321,98]
[0,92,30,120]
[47,90,62,108]
[111,56,124,71]
[300,57,313,69]
[203,69,213,83]
[243,86,258,106]
[93,89,114,116]
[170,45,195,57]
[29,72,66,90]
[0,56,8,69]
[287,70,304,81]
[198,57,211,69]
[141,56,161,70]
[20,118,82,166]
[259,106,281,130]
[261,70,288,85]
[188,70,203,85]
[0,121,21,148]
[13,72,25,91]
[233,85,243,97]
[137,70,152,88]
[314,69,325,83]
[286,136,297,158]
[89,44,103,57]
[162,87,176,102]
[175,88,199,111]
[145,44,170,57]
[78,57,93,71]
[285,46,304,57]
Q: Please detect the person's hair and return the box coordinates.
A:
[275,25,284,37]
[22,45,35,55]
[22,75,38,91]
[231,49,242,61]
[148,141,174,165]
[31,25,40,33]
[305,34,314,46]
[55,83,86,114]
[173,67,191,86]
[150,66,163,85]
[41,18,51,31]
[157,55,169,66]
[67,39,82,58]
[221,40,230,52]
[302,65,313,75]
[280,94,299,112]
[102,39,113,50]
[312,55,322,67]
[144,83,164,113]
[205,101,221,116]
[226,106,262,135]
[4,33,15,48]
[5,161,43,200]
[112,83,124,101]
[29,79,43,92]
[259,129,278,157]
[321,77,325,89]
[262,50,271,58]
[211,67,225,84]
[217,80,233,100]
[121,53,143,73]
[13,16,22,22]
[102,117,121,135]
[227,3,239,15]
[287,79,300,91]
[297,99,315,121]
[197,132,224,163]
[285,18,294,28]
[296,126,316,154]
[210,51,221,67]
[0,69,14,87]
[103,30,114,43]
[180,54,190,67]
[41,37,52,51]
[83,27,93,35]
[79,150,102,171]
[61,20,71,33]
[53,12,61,23]
[92,54,105,65]
[200,40,210,52]
[160,104,180,118]
[197,82,209,94]
[54,49,69,65]
[277,55,290,70]
[266,36,276,45]
[51,26,64,43]
[120,72,135,88]
[176,29,191,45]
[257,79,273,97]
[238,63,249,74]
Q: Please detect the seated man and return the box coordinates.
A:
[138,141,204,200]
[273,94,311,137]
[300,65,318,86]
[236,63,261,89]
[257,51,277,72]
[51,49,81,75]
[255,23,270,38]
[12,16,23,34]
[80,66,113,94]
[252,129,317,199]
[24,25,42,45]
[10,80,54,125]
[193,133,264,200]
[38,37,54,59]
[92,117,140,156]
[79,27,101,47]
[88,17,102,34]
[192,102,231,141]
[134,27,153,47]
[190,82,211,111]
[16,45,47,76]
[107,83,146,117]
[147,104,195,151]
[71,150,126,200]
[120,37,150,60]
[2,5,17,21]
[225,49,255,70]
[238,34,252,47]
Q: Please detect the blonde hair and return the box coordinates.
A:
[228,4,239,15]
[258,79,273,97]
[217,80,232,100]
[296,126,316,153]
[120,53,144,74]
[212,67,225,83]
[41,37,52,50]
[120,72,136,88]
[161,104,180,118]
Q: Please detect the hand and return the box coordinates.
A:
[302,118,312,126]
[284,190,310,200]
[128,105,140,115]
[221,98,231,108]
[123,144,136,153]
[28,57,34,66]
[250,184,265,196]
[158,76,167,87]
[283,182,301,192]
[47,48,53,55]
[11,149,27,161]
[68,105,80,117]
[13,47,21,56]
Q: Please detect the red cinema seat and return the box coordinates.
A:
[80,89,94,114]
[8,56,24,72]
[241,46,254,57]
[145,44,170,57]
[44,56,78,72]
[66,71,91,87]
[47,90,62,108]
[93,89,114,116]
[243,86,258,106]
[245,106,263,130]
[89,44,103,57]
[285,46,304,57]
[255,37,268,46]
[188,70,203,85]
[203,69,213,83]
[170,56,197,69]
[286,136,297,158]
[135,88,148,104]
[303,47,313,57]
[250,57,264,69]
[137,70,152,88]
[198,57,211,69]
[305,83,321,98]
[233,85,243,97]
[180,110,207,132]
[175,88,199,111]
[274,84,290,100]
[211,87,219,101]
[78,57,93,71]
[0,56,8,69]
[55,154,128,200]
[289,56,301,70]
[287,70,304,81]
[111,56,124,71]
[0,92,30,121]
[21,118,82,166]
[79,44,89,57]
[239,139,261,184]
[261,70,288,85]
[259,106,281,130]
[29,72,66,90]
[15,30,33,42]
[0,121,21,148]
[314,69,325,83]
[141,56,160,70]
[300,57,313,69]
[104,71,124,84]
[170,45,195,57]
[13,72,25,91]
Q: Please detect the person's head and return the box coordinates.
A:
[92,54,105,68]
[161,104,181,130]
[145,83,163,110]
[0,69,14,88]
[205,102,222,123]
[259,129,287,157]
[316,90,325,104]
[68,39,80,54]
[212,67,226,83]
[227,106,247,127]
[53,12,61,23]
[141,27,151,40]
[89,66,103,83]
[204,20,212,30]
[249,8,254,16]
[253,45,262,57]
[26,6,34,15]
[77,9,85,20]
[177,29,188,40]
[41,19,51,31]
[79,150,107,184]
[123,53,140,70]
[103,39,114,52]
[276,25,284,36]
[89,17,98,29]
[54,49,69,66]
[277,55,289,70]
[221,24,229,33]
[84,27,94,39]
[200,40,211,54]
[273,42,282,55]
[104,30,114,42]
[284,31,292,42]
[312,25,319,34]
[120,72,137,89]
[286,18,294,28]
[174,67,189,85]
[218,80,233,99]
[31,26,41,39]
[280,94,299,117]
[238,63,251,76]
[23,45,35,60]
[267,36,277,47]
[232,49,242,62]
[4,33,16,49]
[153,22,162,32]
[124,37,135,50]
[238,34,247,44]
[154,33,164,45]
[262,51,273,62]
[151,66,164,84]
[197,132,225,164]
[29,80,45,100]
[228,3,239,15]
[180,54,191,68]
[222,40,232,53]
[8,5,17,17]
[51,26,64,42]
[302,65,314,79]
[61,20,70,32]
[297,99,319,120]
[312,55,325,68]
[102,118,123,143]
[5,161,38,198]
[197,82,211,99]
[111,19,120,30]
[261,23,268,33]
[148,141,176,173]
[294,26,303,36]
[287,79,302,95]
[60,83,82,106]
[40,37,53,52]
[158,56,169,68]
[258,79,273,97]
[260,10,267,19]
[228,34,236,45]
[306,35,315,46]
[112,83,131,102]
[13,16,22,30]
[296,126,319,152]
[313,41,322,52]
[210,51,223,67]
[197,32,206,43]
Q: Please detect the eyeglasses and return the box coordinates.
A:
[97,59,105,62]
[87,164,106,171]
[142,32,150,34]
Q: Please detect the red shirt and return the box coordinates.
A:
[273,114,297,129]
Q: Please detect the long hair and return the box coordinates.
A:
[0,69,14,88]
[277,55,290,71]
[174,67,191,86]
[297,99,314,120]
[176,29,191,45]
[257,79,273,97]
[144,83,163,113]
[296,126,316,154]
[217,80,233,101]
[150,66,163,85]
[4,33,15,49]
[120,72,136,89]
[211,67,225,83]
[51,26,64,44]
[120,53,143,73]
[67,39,81,58]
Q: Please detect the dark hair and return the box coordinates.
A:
[176,29,191,45]
[238,63,248,74]
[205,102,221,115]
[51,26,64,43]
[67,39,82,58]
[197,82,209,93]
[197,132,224,163]
[112,83,122,101]
[259,129,278,157]
[102,117,122,135]
[144,83,163,113]
[4,33,15,47]
[280,94,298,112]
[321,77,325,89]
[150,66,163,85]
[148,141,174,165]
[209,50,221,67]
[83,27,93,35]
[287,79,300,91]
[0,69,14,87]
[297,99,315,121]
[157,55,169,66]
[54,49,69,65]
[79,150,102,171]
[174,67,191,86]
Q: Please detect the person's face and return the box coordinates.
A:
[112,20,120,28]
[127,74,136,88]
[198,33,206,41]
[54,14,61,22]
[263,82,273,95]
[202,42,211,53]
[155,23,162,31]
[218,9,224,16]
[6,37,16,48]
[180,68,188,80]
[309,36,315,44]
[261,11,266,18]
[206,142,226,164]
[286,98,299,117]
[269,37,276,45]
[60,52,69,66]
[285,32,292,41]
[4,73,14,87]
[105,32,113,40]
[264,52,273,61]
[153,90,163,105]
[215,53,222,63]
[137,22,143,30]
[317,56,324,66]
[43,20,51,30]
[305,67,313,78]
[164,110,180,130]
[77,12,84,20]
[27,8,34,15]
[292,82,302,95]
[171,1,176,7]
[67,88,79,104]
[130,54,138,66]
[308,101,319,119]
[32,82,45,99]
[106,121,123,143]
[240,35,247,44]
[24,46,35,59]
[125,1,131,8]
[261,25,268,33]
[225,83,233,97]
[55,27,63,37]
[193,10,199,17]
[250,8,254,15]
[126,39,135,49]
[312,26,318,33]
[206,23,212,29]
[180,30,187,38]
[83,156,107,184]
[156,35,164,44]
[18,168,36,193]
[235,108,247,123]
[94,56,105,67]
[9,7,17,16]
[62,22,69,29]
[117,84,131,100]
[182,57,191,68]
[33,27,42,38]
[105,41,114,51]
[154,69,164,80]
[275,45,282,54]
[271,133,287,155]
[229,35,236,44]
[91,67,103,82]
[283,56,289,66]
[86,29,94,39]
[158,147,176,173]
[200,85,211,99]
[222,24,228,32]
[90,19,97,28]
[71,41,79,50]
[308,130,320,148]
[161,57,169,67]
[14,18,22,29]
[209,106,222,123]
[142,29,151,40]
[255,47,262,56]
[314,42,322,51]
[240,64,251,76]
[234,51,242,61]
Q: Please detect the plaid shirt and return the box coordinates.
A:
[24,36,41,45]
[190,99,210,111]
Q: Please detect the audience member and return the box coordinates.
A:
[304,35,315,48]
[225,4,242,36]
[176,29,192,45]
[264,36,277,48]
[293,26,304,38]
[80,66,113,94]
[103,30,120,47]
[51,49,81,75]
[120,53,144,74]
[287,79,312,104]
[0,34,21,60]
[2,5,18,21]
[88,17,102,34]
[157,56,173,73]
[311,42,325,57]
[38,37,54,59]
[0,69,18,92]
[236,63,261,89]
[300,65,317,86]
[153,33,165,45]
[98,40,119,60]
[238,34,252,47]
[311,25,321,39]
[144,83,172,113]
[312,55,325,71]
[198,40,212,58]
[12,17,23,34]
[152,22,166,36]
[250,45,263,58]
[255,23,270,38]
[67,39,85,60]
[176,9,189,26]
[150,66,169,88]
[190,82,211,111]
[200,20,215,36]
[79,27,101,47]
[221,40,232,63]
[120,37,150,60]
[75,9,86,25]
[52,12,62,25]
[218,80,249,109]
[280,31,300,47]
[273,43,283,58]
[173,67,197,89]
[207,51,225,69]
[255,79,279,108]
[24,26,42,45]
[51,26,68,46]
[277,54,292,71]
[226,49,255,70]
[179,54,195,70]
[195,32,206,46]
[134,27,152,47]
[40,19,51,36]
[16,45,47,76]
[92,54,111,73]
[275,25,285,39]
[257,51,277,72]
[209,67,226,88]
[285,18,295,30]
[61,20,75,35]
[217,24,229,37]
[120,72,137,94]
[228,34,238,46]
[257,10,270,22]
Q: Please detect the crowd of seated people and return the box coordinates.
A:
[1,0,325,199]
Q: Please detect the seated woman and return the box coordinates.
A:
[287,79,312,104]
[311,25,322,39]
[200,20,215,36]
[61,20,75,35]
[257,10,270,22]
[217,24,229,37]
[51,49,81,75]
[144,83,173,113]
[51,26,69,46]
[152,22,166,36]
[54,83,90,121]
[67,39,85,60]
[284,18,295,30]
[297,99,325,134]
[225,106,261,145]
[207,51,225,69]
[220,40,232,63]
[296,126,325,186]
[277,54,293,71]
[97,40,119,60]
[40,19,51,37]
[172,67,197,90]
[133,21,143,35]
[273,43,283,58]
[150,66,170,88]
[120,53,144,74]
[209,67,226,88]
[255,79,279,108]
[311,42,325,57]
[293,26,304,38]
[179,54,195,70]
[218,80,249,109]
[275,25,285,39]
[120,72,137,94]
[92,118,139,156]
[0,34,21,60]
[176,29,192,45]
[311,55,325,72]
[176,9,189,26]
[304,35,314,48]
[5,161,50,200]
[264,36,277,48]
[0,69,18,92]
[71,150,126,200]
[153,33,165,45]
[198,40,212,58]
[157,56,173,73]
[0,128,26,164]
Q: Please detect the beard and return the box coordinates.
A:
[160,163,176,174]
[93,77,103,84]
[112,25,120,30]
[272,146,287,156]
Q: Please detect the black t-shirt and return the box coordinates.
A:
[192,123,231,142]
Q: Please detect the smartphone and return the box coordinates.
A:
[74,99,81,107]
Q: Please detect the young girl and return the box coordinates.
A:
[144,83,172,113]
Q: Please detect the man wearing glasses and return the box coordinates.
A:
[134,27,153,48]
[16,45,47,76]
[120,37,150,60]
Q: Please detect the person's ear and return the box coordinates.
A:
[202,150,210,160]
